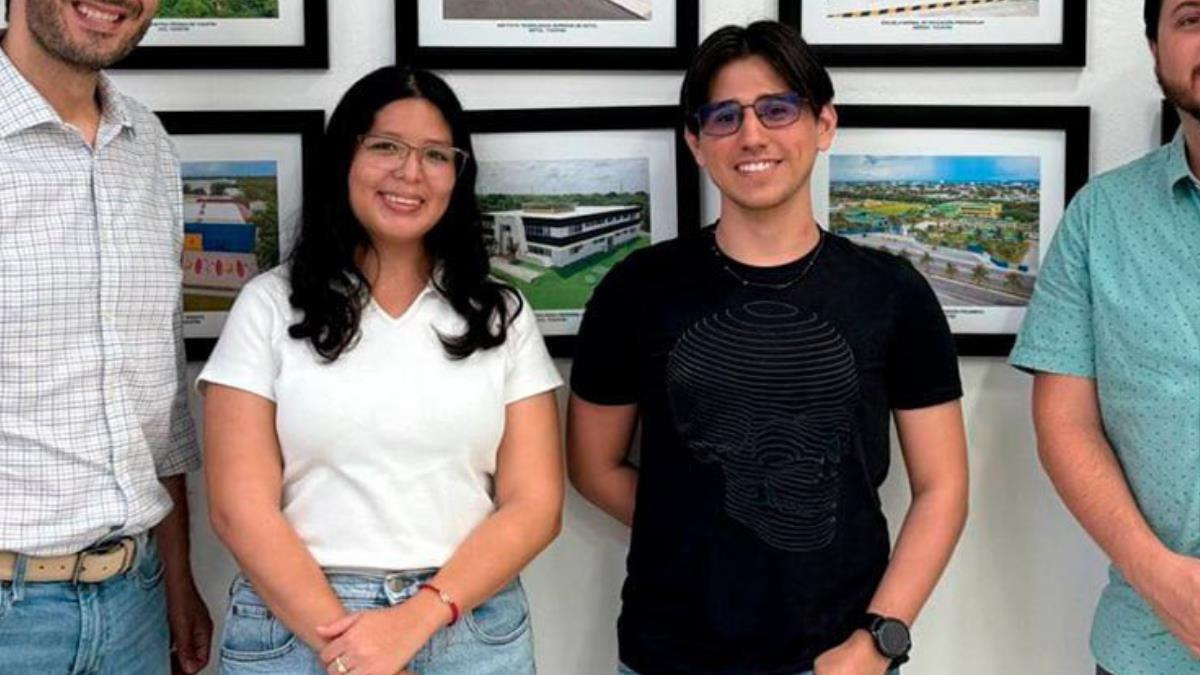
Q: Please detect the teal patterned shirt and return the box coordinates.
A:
[1010,131,1200,674]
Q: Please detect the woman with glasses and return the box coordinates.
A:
[198,66,563,675]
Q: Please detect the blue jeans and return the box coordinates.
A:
[220,569,536,674]
[0,536,169,674]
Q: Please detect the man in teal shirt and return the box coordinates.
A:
[1010,1,1200,672]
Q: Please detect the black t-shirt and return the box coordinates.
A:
[571,227,962,675]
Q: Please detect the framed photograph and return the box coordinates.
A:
[464,106,700,356]
[109,0,328,69]
[810,105,1090,356]
[159,110,324,361]
[1163,100,1182,144]
[398,0,699,70]
[780,0,1087,67]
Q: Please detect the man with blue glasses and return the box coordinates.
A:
[568,20,968,675]
[1011,1,1200,673]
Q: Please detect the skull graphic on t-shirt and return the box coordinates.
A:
[665,300,859,552]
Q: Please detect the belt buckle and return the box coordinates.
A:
[71,539,132,584]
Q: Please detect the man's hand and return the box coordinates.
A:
[316,593,446,675]
[165,578,212,674]
[155,475,212,674]
[1135,551,1200,658]
[813,630,892,675]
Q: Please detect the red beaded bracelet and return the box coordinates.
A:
[418,583,460,626]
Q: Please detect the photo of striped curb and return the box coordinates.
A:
[828,0,1010,19]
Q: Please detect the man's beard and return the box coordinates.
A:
[26,0,152,71]
[1157,62,1200,122]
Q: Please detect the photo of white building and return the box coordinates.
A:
[476,156,651,318]
[484,203,643,269]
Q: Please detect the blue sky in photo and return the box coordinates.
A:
[831,155,1040,183]
[182,160,278,179]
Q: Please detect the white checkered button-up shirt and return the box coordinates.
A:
[0,46,200,556]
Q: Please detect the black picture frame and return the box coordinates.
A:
[464,105,700,357]
[397,1,699,70]
[112,0,328,69]
[159,110,324,361]
[1163,100,1181,144]
[780,0,1087,68]
[831,105,1091,357]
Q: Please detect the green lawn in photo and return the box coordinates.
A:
[861,200,925,217]
[492,235,649,310]
[158,0,279,19]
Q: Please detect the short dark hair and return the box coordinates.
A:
[1146,0,1163,41]
[680,21,834,135]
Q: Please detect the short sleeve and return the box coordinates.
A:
[195,272,285,402]
[1008,189,1095,378]
[503,293,563,404]
[886,261,964,410]
[570,257,641,405]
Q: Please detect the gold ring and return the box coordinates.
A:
[334,656,349,674]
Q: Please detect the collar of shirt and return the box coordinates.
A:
[0,37,135,143]
[1164,128,1200,198]
[340,267,443,311]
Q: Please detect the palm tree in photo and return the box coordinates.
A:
[1004,272,1026,293]
[971,263,989,285]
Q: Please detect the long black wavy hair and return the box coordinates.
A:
[287,65,520,361]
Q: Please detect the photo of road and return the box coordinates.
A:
[444,0,651,21]
[826,0,1038,19]
[829,154,1040,307]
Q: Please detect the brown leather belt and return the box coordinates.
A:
[0,538,137,584]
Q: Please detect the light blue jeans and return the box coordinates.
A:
[220,569,536,674]
[0,536,170,674]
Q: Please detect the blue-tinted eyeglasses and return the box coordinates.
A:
[694,91,807,137]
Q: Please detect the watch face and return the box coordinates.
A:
[877,620,912,657]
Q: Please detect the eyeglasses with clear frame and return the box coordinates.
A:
[693,91,808,138]
[356,134,470,177]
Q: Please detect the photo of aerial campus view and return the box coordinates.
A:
[826,0,1037,19]
[181,161,280,312]
[158,0,279,19]
[478,157,650,319]
[829,154,1040,307]
[444,0,652,21]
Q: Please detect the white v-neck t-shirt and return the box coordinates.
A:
[197,268,562,570]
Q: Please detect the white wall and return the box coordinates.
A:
[119,1,1165,672]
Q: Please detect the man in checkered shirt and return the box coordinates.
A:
[0,1,211,672]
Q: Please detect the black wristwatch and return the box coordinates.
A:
[861,613,911,666]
